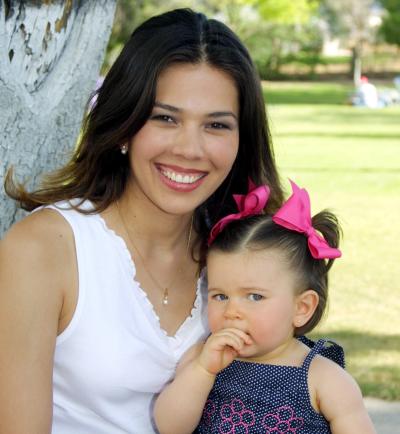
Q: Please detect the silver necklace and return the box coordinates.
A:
[117,202,193,305]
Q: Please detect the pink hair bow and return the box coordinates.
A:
[272,180,341,259]
[208,180,270,246]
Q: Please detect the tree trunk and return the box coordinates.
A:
[0,0,117,237]
[351,45,363,86]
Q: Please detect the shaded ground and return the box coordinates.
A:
[365,398,400,433]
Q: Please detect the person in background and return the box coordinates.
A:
[354,75,380,108]
[0,8,284,434]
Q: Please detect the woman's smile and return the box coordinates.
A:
[156,163,207,191]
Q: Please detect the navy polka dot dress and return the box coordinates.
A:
[194,336,345,434]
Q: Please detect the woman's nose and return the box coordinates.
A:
[171,124,205,159]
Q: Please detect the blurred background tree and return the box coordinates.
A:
[319,0,381,84]
[104,0,399,82]
[246,0,322,79]
[380,0,400,47]
[105,0,322,79]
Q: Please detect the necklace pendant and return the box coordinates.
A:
[162,288,169,306]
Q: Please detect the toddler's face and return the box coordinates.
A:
[206,247,300,361]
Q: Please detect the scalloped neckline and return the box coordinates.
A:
[94,210,203,340]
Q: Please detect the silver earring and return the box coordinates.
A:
[120,144,128,155]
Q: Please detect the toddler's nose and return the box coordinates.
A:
[223,300,242,320]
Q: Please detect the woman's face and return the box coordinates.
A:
[127,62,240,216]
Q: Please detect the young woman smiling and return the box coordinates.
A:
[0,8,283,434]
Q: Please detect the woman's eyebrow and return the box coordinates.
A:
[208,111,238,121]
[154,101,180,112]
[154,102,237,120]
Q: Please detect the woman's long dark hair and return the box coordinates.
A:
[5,8,283,248]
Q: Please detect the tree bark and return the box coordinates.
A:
[351,45,363,86]
[0,0,117,237]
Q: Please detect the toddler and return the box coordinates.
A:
[154,181,376,434]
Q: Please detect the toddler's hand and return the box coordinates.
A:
[197,328,252,375]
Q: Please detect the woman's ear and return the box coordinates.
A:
[293,289,319,328]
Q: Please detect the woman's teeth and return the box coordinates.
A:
[161,170,204,184]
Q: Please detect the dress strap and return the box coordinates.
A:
[295,336,345,411]
[299,335,345,370]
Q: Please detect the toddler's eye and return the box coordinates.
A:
[248,293,264,301]
[212,293,228,301]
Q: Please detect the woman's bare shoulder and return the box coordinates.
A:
[1,208,75,263]
[0,207,76,297]
[2,207,71,243]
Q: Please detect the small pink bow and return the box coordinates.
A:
[272,180,341,259]
[208,180,270,246]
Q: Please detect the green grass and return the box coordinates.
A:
[264,81,353,105]
[264,81,400,401]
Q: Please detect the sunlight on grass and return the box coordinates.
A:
[263,81,353,105]
[265,82,400,400]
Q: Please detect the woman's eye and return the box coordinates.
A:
[150,114,175,123]
[208,122,231,130]
[248,293,264,301]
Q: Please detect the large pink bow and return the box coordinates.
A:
[208,180,270,246]
[272,180,341,259]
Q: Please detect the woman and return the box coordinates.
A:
[0,8,283,434]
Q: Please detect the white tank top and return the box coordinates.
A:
[44,200,209,434]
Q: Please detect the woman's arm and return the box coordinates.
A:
[310,355,377,434]
[154,328,252,434]
[0,210,75,434]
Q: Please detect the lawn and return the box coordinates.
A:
[263,81,400,401]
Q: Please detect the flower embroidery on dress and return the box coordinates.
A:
[219,398,255,434]
[201,400,216,426]
[262,406,304,433]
